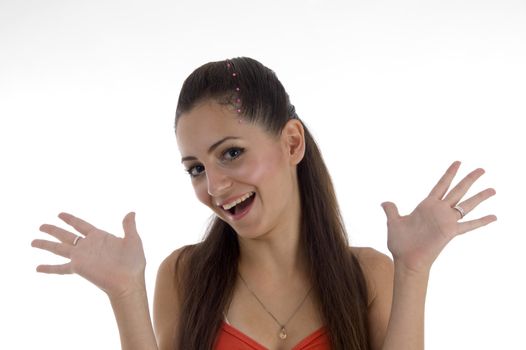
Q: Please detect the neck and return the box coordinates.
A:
[237,183,307,282]
[238,231,305,277]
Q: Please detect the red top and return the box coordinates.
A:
[215,321,330,350]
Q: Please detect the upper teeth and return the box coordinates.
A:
[222,192,254,210]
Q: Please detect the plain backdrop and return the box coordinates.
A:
[1,0,525,349]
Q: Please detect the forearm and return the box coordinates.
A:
[381,262,429,350]
[109,288,158,350]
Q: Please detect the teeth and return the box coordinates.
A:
[222,192,254,210]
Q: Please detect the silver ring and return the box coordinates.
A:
[453,205,465,219]
[72,236,82,246]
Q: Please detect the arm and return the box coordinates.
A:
[32,212,159,350]
[366,162,496,350]
[381,263,429,350]
[110,287,158,350]
[358,248,428,350]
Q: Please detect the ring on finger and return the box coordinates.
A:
[72,236,82,246]
[453,205,465,219]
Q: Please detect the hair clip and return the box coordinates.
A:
[226,60,242,114]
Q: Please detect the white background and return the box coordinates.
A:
[1,0,525,349]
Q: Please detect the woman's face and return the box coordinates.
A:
[176,100,304,239]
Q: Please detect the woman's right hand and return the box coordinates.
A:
[31,212,147,299]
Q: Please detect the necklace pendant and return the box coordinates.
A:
[279,327,287,340]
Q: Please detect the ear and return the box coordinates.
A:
[281,119,305,165]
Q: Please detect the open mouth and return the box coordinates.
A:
[223,192,256,217]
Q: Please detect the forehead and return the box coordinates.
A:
[176,100,275,156]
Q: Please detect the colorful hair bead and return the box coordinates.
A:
[226,60,242,114]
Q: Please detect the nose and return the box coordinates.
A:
[206,166,233,197]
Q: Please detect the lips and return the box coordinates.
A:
[220,192,256,220]
[220,191,255,210]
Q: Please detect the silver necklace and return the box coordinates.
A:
[238,273,313,340]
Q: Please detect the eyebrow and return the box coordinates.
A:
[181,136,241,163]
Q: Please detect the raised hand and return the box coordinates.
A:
[31,212,146,299]
[381,161,497,274]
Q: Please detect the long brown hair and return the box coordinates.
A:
[173,57,369,350]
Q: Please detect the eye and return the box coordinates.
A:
[223,147,244,161]
[185,164,205,178]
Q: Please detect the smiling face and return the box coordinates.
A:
[176,99,305,239]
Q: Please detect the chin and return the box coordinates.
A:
[234,229,270,240]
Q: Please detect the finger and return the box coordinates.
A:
[58,212,98,236]
[31,239,71,259]
[457,215,497,235]
[36,263,72,275]
[122,212,138,238]
[428,161,461,199]
[443,168,485,206]
[39,224,78,245]
[381,202,400,221]
[455,188,496,217]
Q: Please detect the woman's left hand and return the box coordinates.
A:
[382,161,497,274]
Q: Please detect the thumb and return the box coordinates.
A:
[122,212,139,238]
[381,201,400,221]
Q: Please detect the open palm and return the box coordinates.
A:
[32,212,146,298]
[382,161,497,274]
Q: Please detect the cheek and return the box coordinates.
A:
[236,147,286,188]
[193,181,211,206]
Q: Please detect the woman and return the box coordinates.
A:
[32,57,496,350]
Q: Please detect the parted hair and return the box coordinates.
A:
[173,57,370,350]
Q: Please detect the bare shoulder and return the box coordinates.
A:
[350,247,394,305]
[154,245,195,350]
[155,246,189,294]
[351,246,393,271]
[350,247,394,350]
[157,246,190,279]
